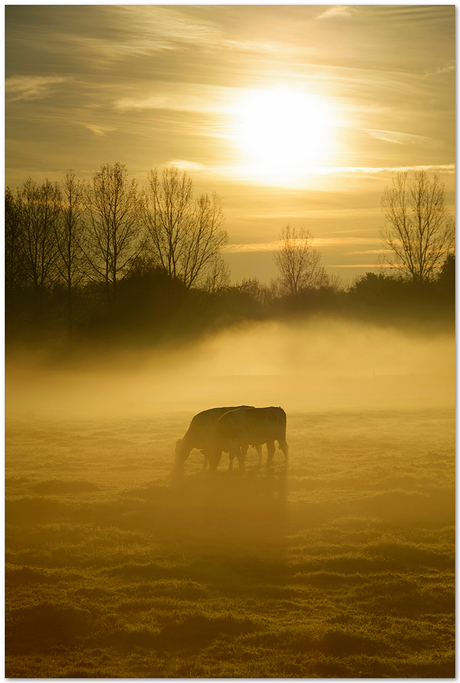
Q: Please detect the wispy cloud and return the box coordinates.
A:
[323,263,383,269]
[364,129,434,145]
[242,208,382,221]
[224,237,381,254]
[224,242,280,254]
[168,160,205,172]
[319,237,381,247]
[346,249,391,256]
[316,6,357,21]
[36,6,223,67]
[114,5,222,51]
[83,124,116,137]
[6,75,66,101]
[223,39,300,58]
[145,159,456,188]
[60,34,174,62]
[424,61,455,77]
[115,84,236,114]
[317,164,455,176]
[116,6,300,61]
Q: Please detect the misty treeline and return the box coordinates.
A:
[5,164,455,354]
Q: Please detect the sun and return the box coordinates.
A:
[232,86,338,184]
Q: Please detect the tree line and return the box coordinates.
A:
[6,164,228,327]
[5,165,455,352]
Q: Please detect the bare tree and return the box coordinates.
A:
[55,171,88,333]
[273,225,329,297]
[142,166,228,289]
[5,187,25,295]
[15,178,61,303]
[236,277,274,307]
[380,171,455,282]
[202,254,231,294]
[85,163,143,304]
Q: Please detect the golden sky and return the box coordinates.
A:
[5,4,455,283]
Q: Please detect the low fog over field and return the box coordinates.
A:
[6,316,454,420]
[6,316,455,677]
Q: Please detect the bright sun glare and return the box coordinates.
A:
[232,87,337,184]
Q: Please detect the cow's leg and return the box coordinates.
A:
[237,445,246,472]
[207,449,222,472]
[266,441,276,470]
[228,447,242,471]
[255,445,263,469]
[200,450,208,471]
[279,439,289,473]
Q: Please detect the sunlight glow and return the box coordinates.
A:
[232,87,338,184]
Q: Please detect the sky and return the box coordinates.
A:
[5,3,455,285]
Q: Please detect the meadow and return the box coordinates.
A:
[5,320,455,678]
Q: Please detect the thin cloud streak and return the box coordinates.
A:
[424,61,455,77]
[346,250,391,256]
[224,242,280,254]
[316,6,357,21]
[83,124,116,137]
[167,160,455,183]
[115,85,237,114]
[6,75,66,101]
[49,6,224,63]
[169,160,205,172]
[317,164,455,176]
[224,237,381,254]
[115,5,223,49]
[363,129,435,146]
[323,263,386,268]
[243,208,382,220]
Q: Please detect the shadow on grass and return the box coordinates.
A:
[6,497,75,524]
[90,613,259,655]
[32,480,100,494]
[107,474,290,561]
[359,487,455,524]
[107,556,287,591]
[6,567,57,587]
[154,614,258,652]
[6,603,91,654]
[321,628,380,656]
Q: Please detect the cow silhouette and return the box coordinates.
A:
[174,406,262,473]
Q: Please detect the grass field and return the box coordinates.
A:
[6,403,455,676]
[5,320,455,678]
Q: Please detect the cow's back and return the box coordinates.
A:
[217,406,287,446]
[184,405,254,449]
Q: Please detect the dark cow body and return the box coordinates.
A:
[209,406,289,473]
[175,405,261,472]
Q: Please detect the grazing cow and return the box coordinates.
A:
[174,406,261,472]
[208,406,288,473]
